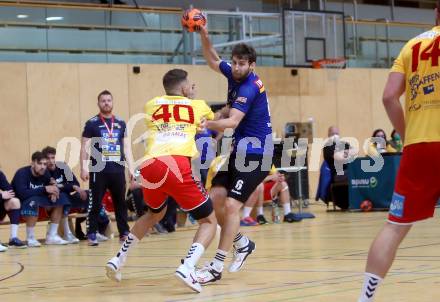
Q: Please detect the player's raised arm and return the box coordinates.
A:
[199,26,221,73]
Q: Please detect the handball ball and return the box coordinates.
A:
[181,8,206,32]
[360,200,373,212]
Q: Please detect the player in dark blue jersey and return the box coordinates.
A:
[195,26,273,284]
[12,151,70,247]
[43,146,110,243]
[0,169,26,249]
[80,90,131,246]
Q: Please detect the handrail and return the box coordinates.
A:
[0,0,182,13]
[345,18,433,29]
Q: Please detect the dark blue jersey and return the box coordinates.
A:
[82,114,126,173]
[219,61,273,155]
[48,162,80,193]
[0,170,12,192]
[11,166,51,200]
[195,129,217,164]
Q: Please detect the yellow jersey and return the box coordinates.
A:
[144,95,214,159]
[205,155,228,191]
[391,26,440,146]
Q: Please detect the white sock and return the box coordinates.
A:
[48,223,59,236]
[10,224,19,239]
[212,249,227,271]
[116,233,140,264]
[358,272,383,302]
[62,217,72,234]
[242,207,253,218]
[184,242,205,268]
[257,206,264,216]
[233,232,249,248]
[26,227,35,240]
[283,202,292,215]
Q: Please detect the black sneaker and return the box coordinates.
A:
[283,212,302,223]
[8,237,27,249]
[256,214,268,225]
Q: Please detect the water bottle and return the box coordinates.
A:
[271,198,281,224]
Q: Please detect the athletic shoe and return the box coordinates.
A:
[75,230,87,241]
[46,234,69,245]
[175,263,202,293]
[8,237,27,249]
[240,216,258,226]
[0,242,8,252]
[96,233,108,242]
[27,238,42,247]
[228,239,256,273]
[283,212,302,223]
[194,262,222,285]
[256,214,268,225]
[153,223,168,234]
[88,233,99,246]
[106,256,122,282]
[64,233,80,244]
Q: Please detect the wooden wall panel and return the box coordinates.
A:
[370,69,394,136]
[335,69,373,152]
[0,63,29,179]
[26,63,81,161]
[78,64,129,127]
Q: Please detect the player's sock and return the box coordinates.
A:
[233,232,249,249]
[358,272,382,302]
[242,207,253,218]
[48,223,59,236]
[62,217,72,235]
[283,202,292,215]
[7,209,20,239]
[26,226,35,239]
[212,249,227,271]
[183,242,204,268]
[257,206,264,216]
[116,232,139,263]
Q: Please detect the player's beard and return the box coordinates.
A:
[232,67,251,81]
[100,105,113,115]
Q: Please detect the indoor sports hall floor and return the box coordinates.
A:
[1,204,439,301]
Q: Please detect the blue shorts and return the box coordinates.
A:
[21,193,70,217]
[63,191,89,216]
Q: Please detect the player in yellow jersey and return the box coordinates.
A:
[105,69,218,293]
[358,4,440,302]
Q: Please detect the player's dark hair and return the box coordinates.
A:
[231,43,257,64]
[42,146,56,158]
[97,90,112,101]
[31,151,45,162]
[163,69,188,94]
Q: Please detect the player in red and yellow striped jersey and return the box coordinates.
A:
[358,4,440,302]
[106,69,217,293]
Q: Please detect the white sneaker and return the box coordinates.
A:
[195,262,222,285]
[0,243,8,252]
[45,234,69,245]
[175,263,202,293]
[228,239,256,273]
[106,257,122,282]
[27,238,42,247]
[96,233,108,242]
[64,233,80,244]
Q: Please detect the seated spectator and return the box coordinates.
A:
[366,129,396,157]
[43,146,110,242]
[241,166,299,225]
[11,151,70,247]
[322,126,354,210]
[0,169,26,249]
[388,129,403,152]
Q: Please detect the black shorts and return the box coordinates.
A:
[211,153,272,203]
